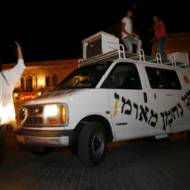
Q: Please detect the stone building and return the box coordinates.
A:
[166,33,190,61]
[3,59,78,102]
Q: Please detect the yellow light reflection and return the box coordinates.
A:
[14,93,19,98]
[37,76,45,88]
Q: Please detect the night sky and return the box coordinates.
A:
[0,0,189,63]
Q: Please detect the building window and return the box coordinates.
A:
[45,76,51,87]
[52,74,58,86]
[26,76,33,92]
[21,77,25,90]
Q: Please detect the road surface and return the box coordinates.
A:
[0,132,190,190]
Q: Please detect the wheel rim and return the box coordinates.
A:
[91,132,105,159]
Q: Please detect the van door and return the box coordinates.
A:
[101,62,151,141]
[144,66,183,134]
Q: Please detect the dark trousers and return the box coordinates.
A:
[157,37,167,62]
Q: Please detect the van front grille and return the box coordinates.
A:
[21,105,44,127]
[24,117,43,126]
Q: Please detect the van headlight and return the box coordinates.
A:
[43,104,68,126]
[44,104,59,117]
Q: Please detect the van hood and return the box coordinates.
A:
[41,89,78,98]
[24,89,87,105]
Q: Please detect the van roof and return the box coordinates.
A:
[79,49,189,70]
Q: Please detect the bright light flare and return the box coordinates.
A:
[14,93,19,98]
[44,104,59,118]
[0,103,16,125]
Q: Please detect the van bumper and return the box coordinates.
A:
[15,128,75,147]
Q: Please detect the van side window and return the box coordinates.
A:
[145,67,181,89]
[102,63,142,89]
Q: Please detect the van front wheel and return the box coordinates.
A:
[78,122,106,166]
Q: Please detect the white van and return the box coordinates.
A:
[16,32,190,166]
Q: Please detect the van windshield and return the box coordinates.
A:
[53,63,110,90]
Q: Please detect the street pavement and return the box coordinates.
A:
[0,132,190,190]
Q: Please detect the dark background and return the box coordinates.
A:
[0,0,189,63]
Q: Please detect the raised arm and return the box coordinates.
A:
[15,41,23,60]
[3,42,25,89]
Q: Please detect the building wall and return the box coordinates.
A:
[166,33,190,61]
[3,59,78,101]
[18,59,78,92]
[9,59,77,88]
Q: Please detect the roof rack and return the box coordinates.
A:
[79,48,139,66]
[79,31,189,68]
[79,49,189,69]
[167,52,189,68]
[79,46,159,66]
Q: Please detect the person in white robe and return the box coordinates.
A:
[0,42,25,127]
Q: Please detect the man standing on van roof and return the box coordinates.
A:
[153,15,167,62]
[121,10,142,54]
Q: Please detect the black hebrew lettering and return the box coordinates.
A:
[177,103,184,117]
[160,112,166,130]
[139,105,149,123]
[171,106,179,119]
[114,92,187,130]
[187,90,190,96]
[181,90,190,109]
[160,102,184,131]
[181,95,186,104]
[165,110,173,126]
[148,110,158,127]
[133,103,139,119]
[182,95,190,108]
[121,97,132,115]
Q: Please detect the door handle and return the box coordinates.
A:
[165,94,173,96]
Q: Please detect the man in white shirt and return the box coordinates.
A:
[0,42,25,127]
[121,10,142,54]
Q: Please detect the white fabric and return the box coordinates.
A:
[0,59,25,125]
[121,17,132,38]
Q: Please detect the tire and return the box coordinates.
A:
[31,147,52,156]
[78,122,106,166]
